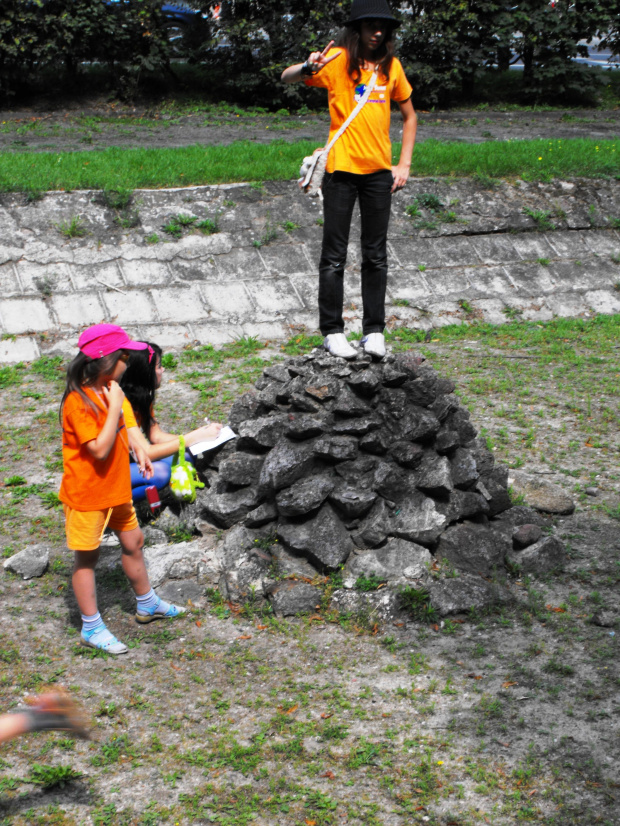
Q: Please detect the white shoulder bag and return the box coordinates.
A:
[298,70,379,198]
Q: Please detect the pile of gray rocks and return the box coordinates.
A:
[186,346,566,617]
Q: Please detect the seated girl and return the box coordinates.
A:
[120,342,222,502]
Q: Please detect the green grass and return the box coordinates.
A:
[0,138,617,193]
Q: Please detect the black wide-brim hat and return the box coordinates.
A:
[346,0,400,28]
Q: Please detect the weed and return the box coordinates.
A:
[400,586,438,623]
[161,353,178,369]
[29,763,82,789]
[458,298,475,314]
[393,298,410,306]
[415,193,444,212]
[56,215,87,238]
[405,204,421,219]
[281,220,300,233]
[145,232,159,244]
[253,213,278,247]
[503,305,523,320]
[523,208,555,231]
[102,188,133,211]
[537,257,550,266]
[355,573,386,592]
[197,217,219,235]
[34,274,55,297]
[611,253,620,265]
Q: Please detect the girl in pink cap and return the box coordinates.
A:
[59,324,186,655]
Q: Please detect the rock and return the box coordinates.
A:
[403,375,438,407]
[328,486,377,519]
[200,486,263,528]
[450,447,478,489]
[585,486,599,497]
[381,364,408,387]
[228,393,262,429]
[335,456,378,488]
[506,535,566,574]
[466,438,495,475]
[158,579,206,608]
[389,441,423,469]
[435,429,461,454]
[329,588,401,621]
[243,502,278,527]
[313,435,358,462]
[278,503,354,570]
[416,452,453,497]
[398,406,440,442]
[266,580,323,616]
[390,492,449,547]
[332,415,379,436]
[221,525,273,570]
[258,438,316,492]
[347,370,382,395]
[428,571,511,617]
[276,475,335,517]
[143,542,204,588]
[333,386,370,417]
[351,498,392,549]
[218,526,273,603]
[436,523,512,575]
[3,544,49,579]
[493,505,551,528]
[444,407,477,445]
[590,609,617,628]
[263,364,291,383]
[219,452,264,486]
[143,526,168,546]
[373,462,412,501]
[286,416,325,440]
[270,545,319,580]
[508,471,575,515]
[237,415,289,450]
[305,378,340,402]
[436,490,490,523]
[512,524,543,549]
[343,538,431,586]
[358,428,391,455]
[430,394,460,423]
[480,465,512,516]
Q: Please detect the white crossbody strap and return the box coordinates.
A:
[324,70,378,156]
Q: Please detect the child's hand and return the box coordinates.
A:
[185,423,223,446]
[103,380,125,410]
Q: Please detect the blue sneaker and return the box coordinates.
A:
[81,625,127,655]
[135,597,186,624]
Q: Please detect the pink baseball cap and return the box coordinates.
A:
[78,324,148,359]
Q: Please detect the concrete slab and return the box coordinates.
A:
[506,262,557,294]
[548,259,619,292]
[431,236,480,267]
[69,261,125,292]
[584,290,620,314]
[466,266,516,298]
[151,286,208,323]
[0,336,40,363]
[544,231,591,258]
[201,281,255,318]
[213,246,268,278]
[258,244,314,275]
[16,261,73,294]
[469,235,520,264]
[51,292,107,326]
[510,234,556,260]
[250,278,304,314]
[544,292,590,318]
[0,263,20,297]
[0,298,53,334]
[389,237,438,269]
[103,291,158,325]
[135,324,194,348]
[169,258,219,282]
[583,230,620,256]
[120,260,172,287]
[191,322,245,347]
[386,271,431,303]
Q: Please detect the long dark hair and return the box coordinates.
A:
[337,23,395,84]
[59,350,125,419]
[120,341,162,439]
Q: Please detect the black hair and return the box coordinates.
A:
[59,350,125,420]
[119,341,162,439]
[337,21,395,83]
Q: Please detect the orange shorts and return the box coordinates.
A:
[63,502,139,551]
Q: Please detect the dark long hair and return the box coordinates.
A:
[337,23,395,84]
[59,350,125,419]
[120,341,162,439]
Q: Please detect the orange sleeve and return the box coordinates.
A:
[122,398,138,429]
[390,59,413,103]
[64,395,101,445]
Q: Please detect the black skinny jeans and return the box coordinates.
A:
[318,169,393,336]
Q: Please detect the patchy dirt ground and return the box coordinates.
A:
[1,325,619,825]
[1,101,619,154]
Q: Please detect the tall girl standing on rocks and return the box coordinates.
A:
[282,0,416,360]
[59,324,186,655]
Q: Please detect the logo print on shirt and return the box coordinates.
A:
[354,83,367,103]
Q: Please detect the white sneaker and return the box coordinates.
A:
[361,333,386,359]
[324,333,357,360]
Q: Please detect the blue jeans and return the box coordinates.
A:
[319,169,393,336]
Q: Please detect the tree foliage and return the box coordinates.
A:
[0,0,617,105]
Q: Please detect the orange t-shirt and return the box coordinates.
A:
[122,398,138,429]
[59,388,132,511]
[305,49,412,174]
